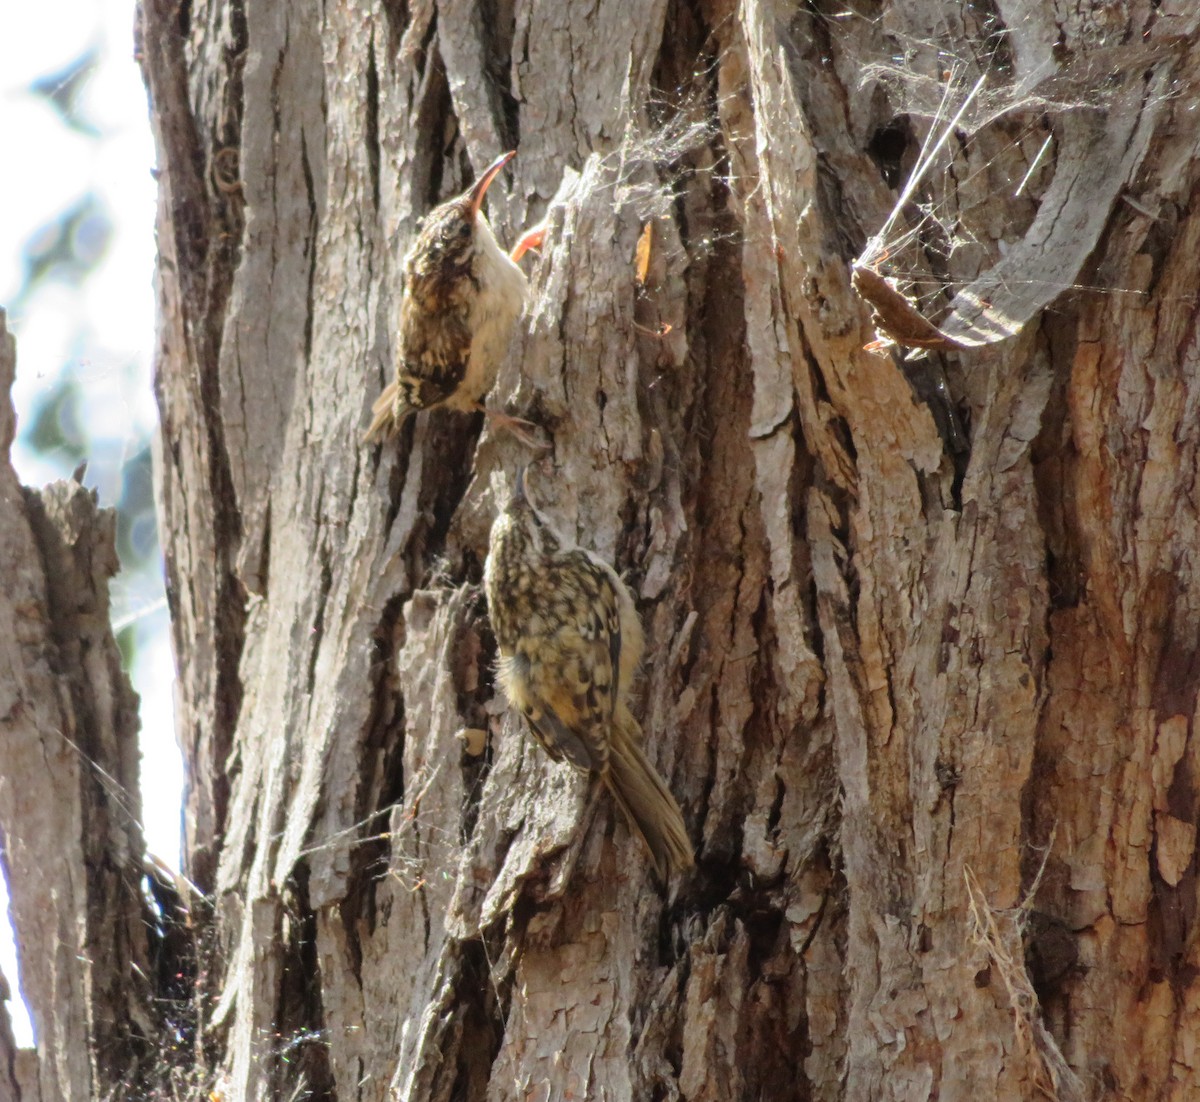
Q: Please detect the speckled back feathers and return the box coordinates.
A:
[485,493,635,772]
[483,480,691,875]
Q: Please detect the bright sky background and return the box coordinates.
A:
[0,0,178,1048]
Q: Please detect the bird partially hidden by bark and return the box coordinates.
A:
[484,468,694,878]
[364,150,545,445]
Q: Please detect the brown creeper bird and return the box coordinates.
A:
[363,150,545,444]
[484,469,694,877]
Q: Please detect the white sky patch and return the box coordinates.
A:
[1,0,178,1049]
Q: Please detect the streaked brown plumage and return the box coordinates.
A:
[484,469,693,877]
[364,150,541,444]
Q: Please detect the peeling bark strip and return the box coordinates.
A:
[0,2,1196,1100]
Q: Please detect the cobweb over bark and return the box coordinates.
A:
[846,10,1189,351]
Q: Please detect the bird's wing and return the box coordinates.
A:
[393,290,473,410]
[507,552,622,774]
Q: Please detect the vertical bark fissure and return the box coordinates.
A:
[139,0,250,895]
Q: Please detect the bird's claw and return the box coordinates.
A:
[480,405,549,449]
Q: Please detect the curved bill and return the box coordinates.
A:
[468,150,517,216]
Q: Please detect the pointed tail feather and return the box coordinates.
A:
[363,381,414,444]
[604,707,693,877]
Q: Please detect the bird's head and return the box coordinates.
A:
[498,465,562,559]
[407,151,516,292]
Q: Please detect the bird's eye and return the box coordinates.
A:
[458,223,471,238]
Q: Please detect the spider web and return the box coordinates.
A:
[842,12,1188,351]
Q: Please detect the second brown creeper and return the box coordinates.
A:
[484,469,694,877]
[364,150,545,445]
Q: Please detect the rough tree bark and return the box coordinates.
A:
[4,0,1200,1099]
[0,311,172,1100]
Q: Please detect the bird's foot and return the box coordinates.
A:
[479,405,548,449]
[510,218,549,263]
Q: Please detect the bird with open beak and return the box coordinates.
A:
[364,150,545,444]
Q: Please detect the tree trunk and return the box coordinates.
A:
[4,0,1200,1099]
[0,311,176,1100]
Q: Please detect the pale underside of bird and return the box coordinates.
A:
[364,150,545,444]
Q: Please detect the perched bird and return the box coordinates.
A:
[484,468,694,877]
[364,150,545,444]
